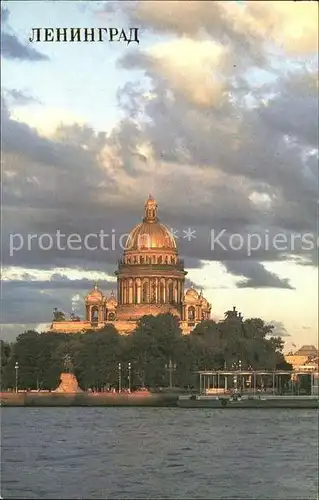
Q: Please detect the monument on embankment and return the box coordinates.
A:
[53,354,83,393]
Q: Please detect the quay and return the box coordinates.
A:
[2,370,318,409]
[1,390,318,408]
[0,391,178,407]
[178,369,319,409]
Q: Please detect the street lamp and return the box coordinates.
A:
[165,359,177,389]
[118,363,122,393]
[128,362,131,393]
[15,362,19,393]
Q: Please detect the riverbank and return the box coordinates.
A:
[2,391,319,408]
[0,391,178,407]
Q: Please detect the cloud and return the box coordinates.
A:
[223,261,294,289]
[121,38,233,107]
[3,88,41,106]
[2,1,318,329]
[269,320,290,337]
[1,275,116,325]
[113,1,318,57]
[1,7,49,61]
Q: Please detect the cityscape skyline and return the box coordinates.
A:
[1,1,318,348]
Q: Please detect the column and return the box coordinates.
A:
[156,278,160,303]
[132,278,136,304]
[180,279,185,302]
[120,278,123,304]
[129,280,133,303]
[161,278,166,303]
[182,304,186,321]
[177,281,180,304]
[98,305,104,322]
[174,280,178,303]
[196,305,201,321]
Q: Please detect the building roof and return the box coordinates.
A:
[125,197,177,251]
[85,283,104,303]
[294,345,318,357]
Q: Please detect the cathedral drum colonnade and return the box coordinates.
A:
[51,196,211,334]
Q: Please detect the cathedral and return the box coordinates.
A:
[50,196,211,335]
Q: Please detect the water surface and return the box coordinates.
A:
[1,408,318,499]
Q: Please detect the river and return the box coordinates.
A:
[1,408,318,499]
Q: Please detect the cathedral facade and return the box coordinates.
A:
[51,196,211,335]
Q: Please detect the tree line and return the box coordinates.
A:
[1,312,292,391]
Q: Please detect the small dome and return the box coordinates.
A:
[85,283,104,303]
[106,291,117,304]
[201,297,209,307]
[125,196,177,251]
[185,288,199,299]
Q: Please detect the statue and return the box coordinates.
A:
[53,308,66,322]
[53,353,82,393]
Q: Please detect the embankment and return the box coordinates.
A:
[0,391,179,407]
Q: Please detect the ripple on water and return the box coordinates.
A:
[1,408,318,500]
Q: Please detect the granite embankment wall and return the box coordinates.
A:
[0,392,179,407]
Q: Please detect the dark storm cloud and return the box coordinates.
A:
[1,276,116,325]
[269,320,290,338]
[1,8,49,61]
[4,88,41,106]
[223,261,294,290]
[2,109,106,174]
[2,91,315,282]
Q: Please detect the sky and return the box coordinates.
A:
[1,0,318,350]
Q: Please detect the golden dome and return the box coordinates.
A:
[185,288,199,299]
[85,283,104,303]
[125,195,177,251]
[106,291,117,304]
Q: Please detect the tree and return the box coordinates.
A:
[73,325,121,390]
[127,314,183,387]
[3,312,293,391]
[0,340,12,389]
